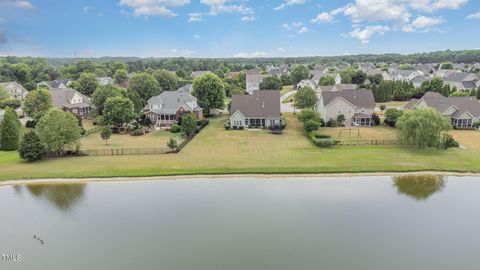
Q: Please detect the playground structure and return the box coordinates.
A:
[337,128,361,139]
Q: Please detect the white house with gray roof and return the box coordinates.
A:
[38,79,73,89]
[144,90,203,126]
[246,74,269,94]
[50,88,92,117]
[317,89,376,126]
[405,92,480,129]
[443,72,479,91]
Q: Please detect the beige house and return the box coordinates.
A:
[246,74,269,94]
[229,90,281,129]
[317,89,376,126]
[0,82,29,101]
[405,92,480,129]
[50,88,92,118]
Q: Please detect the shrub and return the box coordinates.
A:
[0,98,22,109]
[372,113,380,126]
[171,124,181,133]
[239,126,244,130]
[167,137,177,151]
[379,104,387,111]
[314,138,335,148]
[336,114,346,126]
[224,121,231,130]
[314,134,331,139]
[129,128,145,136]
[18,131,45,162]
[325,119,336,127]
[304,119,321,132]
[440,134,459,149]
[385,108,403,127]
[298,108,321,123]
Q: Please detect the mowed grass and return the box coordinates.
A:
[280,85,294,96]
[377,101,408,109]
[1,113,480,180]
[80,130,183,149]
[318,125,398,141]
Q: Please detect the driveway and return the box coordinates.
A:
[280,90,298,113]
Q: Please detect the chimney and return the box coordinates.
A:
[262,102,265,108]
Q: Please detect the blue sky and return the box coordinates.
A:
[0,0,479,58]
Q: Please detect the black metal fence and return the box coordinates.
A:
[80,147,170,156]
[336,140,401,146]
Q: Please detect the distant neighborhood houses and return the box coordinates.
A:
[0,81,29,100]
[98,77,114,86]
[38,79,73,89]
[246,74,269,94]
[50,88,92,118]
[405,92,480,129]
[144,87,203,127]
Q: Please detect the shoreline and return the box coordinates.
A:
[1,171,479,187]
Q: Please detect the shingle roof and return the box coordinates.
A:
[246,74,269,83]
[415,91,480,117]
[177,84,193,93]
[321,89,376,108]
[42,79,72,88]
[50,88,91,109]
[231,90,280,118]
[146,90,200,114]
[411,75,429,84]
[445,72,470,82]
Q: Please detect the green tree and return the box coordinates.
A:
[18,131,45,162]
[102,96,136,127]
[318,76,335,86]
[294,86,318,109]
[192,73,225,116]
[440,62,454,69]
[100,126,112,145]
[367,74,384,85]
[76,72,98,96]
[11,63,32,84]
[259,76,283,90]
[0,107,21,151]
[167,137,178,151]
[125,89,143,113]
[421,77,450,97]
[181,112,197,136]
[298,108,321,123]
[0,85,10,100]
[91,84,126,114]
[37,108,81,153]
[113,69,128,84]
[23,88,53,121]
[291,65,310,85]
[153,69,179,91]
[128,73,161,103]
[396,108,452,149]
[449,91,468,97]
[351,70,367,85]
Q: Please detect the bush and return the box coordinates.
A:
[385,108,403,127]
[26,120,37,128]
[440,134,459,149]
[239,126,244,130]
[0,98,22,109]
[372,113,380,126]
[314,138,335,148]
[171,124,181,133]
[314,134,331,139]
[224,121,231,130]
[298,108,321,123]
[18,131,45,162]
[304,119,321,132]
[325,119,336,127]
[129,128,145,136]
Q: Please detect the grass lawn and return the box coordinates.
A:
[80,130,184,150]
[1,113,480,180]
[318,125,398,141]
[280,85,294,96]
[377,101,408,109]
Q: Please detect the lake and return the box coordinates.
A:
[1,175,480,270]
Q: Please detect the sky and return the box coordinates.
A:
[0,0,479,58]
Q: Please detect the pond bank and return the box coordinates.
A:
[1,171,480,187]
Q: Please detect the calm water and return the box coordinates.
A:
[1,175,480,270]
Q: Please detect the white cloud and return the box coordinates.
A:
[119,0,190,17]
[297,26,309,34]
[277,47,286,53]
[274,0,306,11]
[281,23,292,31]
[466,11,480,20]
[233,51,269,58]
[241,16,255,22]
[4,0,35,10]
[343,0,411,24]
[193,34,202,39]
[346,25,390,44]
[188,12,203,22]
[83,6,93,13]
[200,0,253,16]
[402,16,444,32]
[311,12,335,23]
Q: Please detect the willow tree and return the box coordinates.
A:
[396,108,451,149]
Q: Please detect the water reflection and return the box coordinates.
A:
[15,183,86,212]
[393,175,446,201]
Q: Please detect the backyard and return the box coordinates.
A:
[0,113,480,180]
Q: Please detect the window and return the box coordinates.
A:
[270,120,275,127]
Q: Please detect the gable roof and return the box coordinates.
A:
[318,84,357,92]
[0,81,28,94]
[50,88,91,109]
[177,84,193,93]
[41,79,72,89]
[146,90,200,114]
[321,89,376,108]
[444,72,474,82]
[230,90,280,118]
[413,91,480,117]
